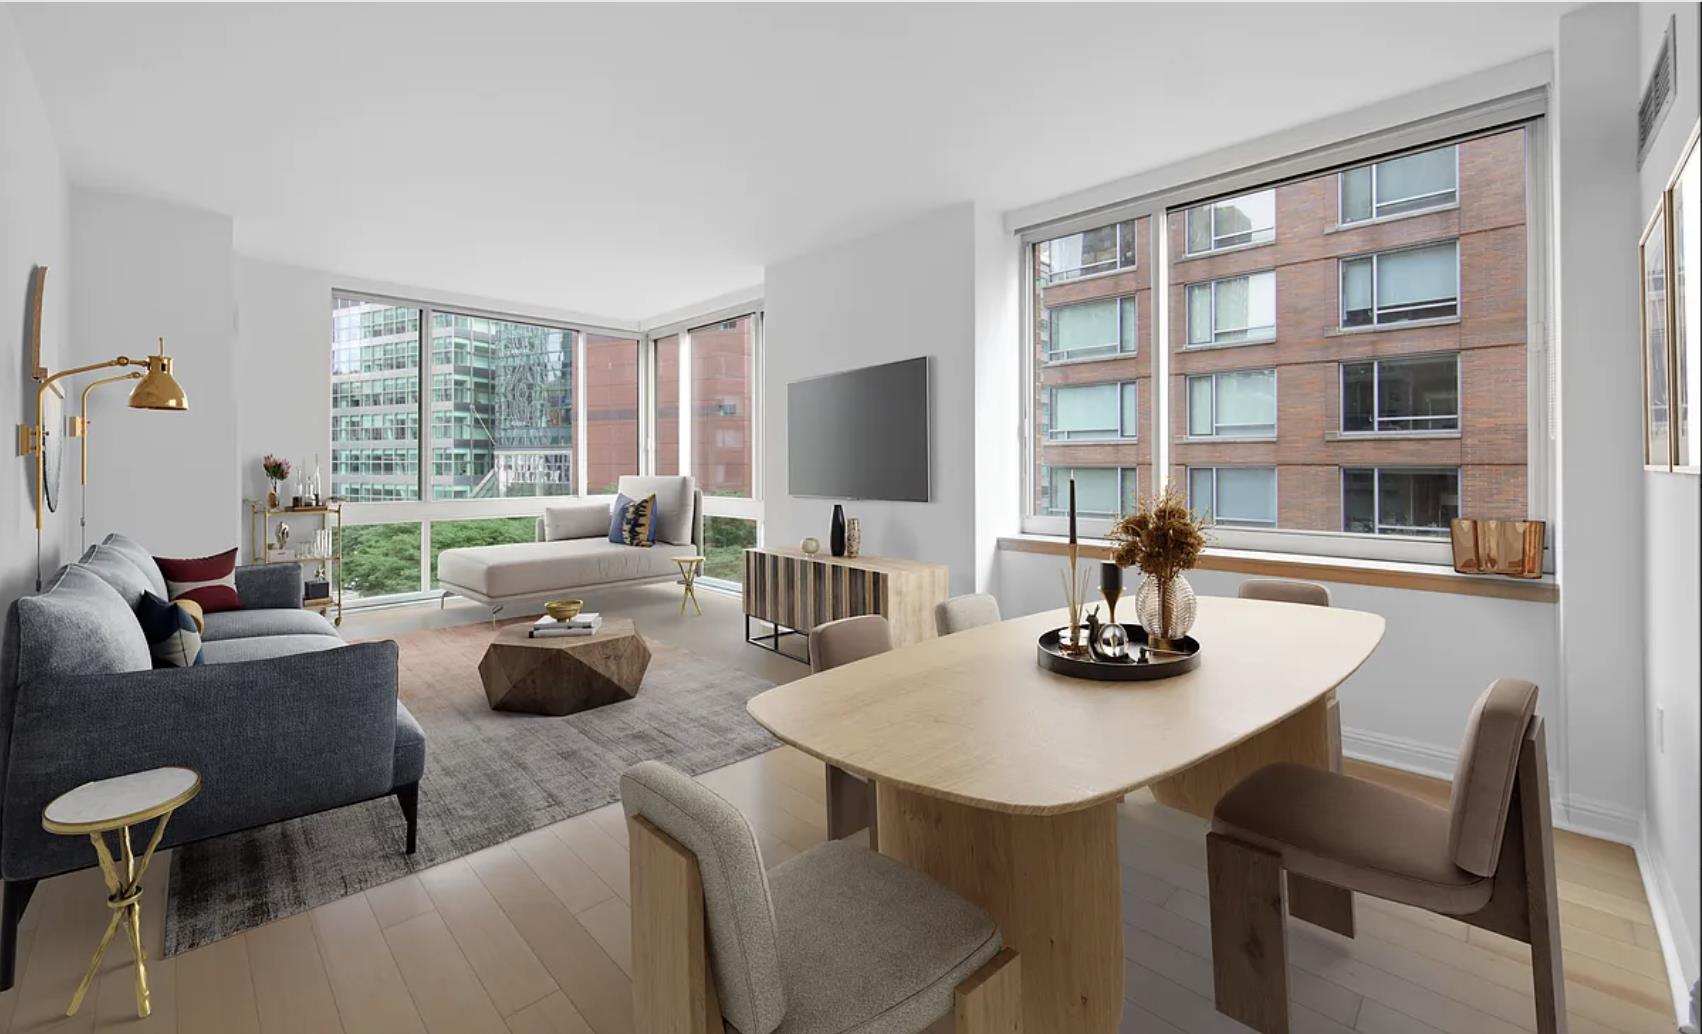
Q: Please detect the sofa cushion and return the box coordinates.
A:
[202,608,341,643]
[156,548,243,613]
[14,565,152,683]
[438,538,695,600]
[394,701,426,786]
[199,634,345,665]
[617,475,695,545]
[135,592,205,667]
[79,543,156,610]
[543,502,612,542]
[609,493,657,547]
[101,533,169,599]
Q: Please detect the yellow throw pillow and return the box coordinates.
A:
[175,597,206,634]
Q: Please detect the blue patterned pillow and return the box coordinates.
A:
[135,592,204,668]
[607,493,658,547]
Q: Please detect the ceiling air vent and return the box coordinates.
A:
[1638,15,1677,168]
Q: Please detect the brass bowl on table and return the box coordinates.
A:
[545,599,584,622]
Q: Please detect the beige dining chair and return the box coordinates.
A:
[1237,578,1332,608]
[1206,677,1564,1034]
[622,761,1021,1034]
[935,593,1002,636]
[808,615,892,846]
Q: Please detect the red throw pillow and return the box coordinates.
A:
[154,548,244,613]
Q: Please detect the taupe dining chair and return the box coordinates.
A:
[1237,578,1332,608]
[1206,678,1565,1034]
[935,593,1002,636]
[622,761,1021,1034]
[808,615,892,845]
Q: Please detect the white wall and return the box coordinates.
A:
[1,7,70,601]
[1636,1,1701,1011]
[69,189,238,557]
[762,204,981,595]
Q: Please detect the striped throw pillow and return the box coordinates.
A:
[136,592,205,667]
[154,547,244,613]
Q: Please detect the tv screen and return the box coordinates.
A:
[788,356,930,501]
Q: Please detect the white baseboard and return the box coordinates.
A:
[1340,726,1642,844]
[1636,828,1697,1026]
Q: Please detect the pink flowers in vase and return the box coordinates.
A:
[262,455,291,508]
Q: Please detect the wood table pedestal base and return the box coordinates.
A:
[875,784,1124,1034]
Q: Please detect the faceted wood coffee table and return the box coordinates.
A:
[479,619,650,716]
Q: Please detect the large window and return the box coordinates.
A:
[1341,354,1459,433]
[1188,370,1276,438]
[690,315,755,498]
[1186,272,1276,346]
[1341,241,1460,328]
[1041,466,1137,518]
[1185,190,1275,254]
[585,334,640,495]
[1188,467,1277,527]
[332,297,422,502]
[1022,120,1537,558]
[1342,467,1459,536]
[1046,296,1137,362]
[1341,145,1458,224]
[1040,219,1139,284]
[1046,382,1138,440]
[653,334,681,476]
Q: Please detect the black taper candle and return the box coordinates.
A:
[1100,561,1122,595]
[1068,476,1077,545]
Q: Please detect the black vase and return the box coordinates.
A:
[830,504,847,557]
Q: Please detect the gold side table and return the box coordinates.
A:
[674,555,706,616]
[42,766,200,1018]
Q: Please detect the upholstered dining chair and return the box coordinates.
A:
[808,615,892,846]
[622,761,1021,1034]
[935,593,1002,636]
[1206,678,1564,1034]
[1237,577,1332,608]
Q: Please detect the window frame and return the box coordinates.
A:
[1039,465,1139,519]
[1184,190,1277,256]
[1339,239,1462,329]
[1044,380,1140,442]
[1340,465,1462,537]
[1337,352,1462,435]
[1043,294,1139,364]
[1338,144,1461,225]
[1187,368,1278,439]
[1186,465,1279,528]
[1015,95,1551,566]
[1039,218,1140,285]
[1184,271,1278,347]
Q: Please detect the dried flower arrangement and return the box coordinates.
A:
[1109,485,1209,645]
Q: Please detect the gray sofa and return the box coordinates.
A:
[0,533,426,990]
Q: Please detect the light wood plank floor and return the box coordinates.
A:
[0,586,1676,1033]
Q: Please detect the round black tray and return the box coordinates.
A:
[1037,624,1200,681]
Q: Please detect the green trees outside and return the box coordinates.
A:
[339,522,422,598]
[703,516,756,584]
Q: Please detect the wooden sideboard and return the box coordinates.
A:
[742,546,949,652]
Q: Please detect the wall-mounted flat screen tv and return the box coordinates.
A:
[788,356,930,501]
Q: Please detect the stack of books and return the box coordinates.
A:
[529,613,603,638]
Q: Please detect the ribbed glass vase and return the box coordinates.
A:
[1135,573,1197,646]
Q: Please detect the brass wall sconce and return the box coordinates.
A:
[69,371,143,552]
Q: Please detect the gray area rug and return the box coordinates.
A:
[163,619,777,956]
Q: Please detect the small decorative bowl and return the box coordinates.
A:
[545,599,584,622]
[800,537,821,556]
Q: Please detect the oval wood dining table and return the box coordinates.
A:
[746,595,1385,1033]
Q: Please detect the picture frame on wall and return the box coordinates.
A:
[1667,123,1699,473]
[1641,201,1672,470]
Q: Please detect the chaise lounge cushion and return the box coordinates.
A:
[616,475,696,545]
[200,634,346,666]
[438,538,695,601]
[542,502,613,542]
[202,608,341,642]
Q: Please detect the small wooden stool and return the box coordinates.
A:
[674,555,706,616]
[42,766,200,1018]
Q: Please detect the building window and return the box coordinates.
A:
[1341,145,1458,224]
[1188,369,1277,438]
[653,333,681,476]
[1041,466,1137,518]
[585,333,640,496]
[1046,296,1137,362]
[1341,240,1459,327]
[331,297,422,502]
[1187,467,1277,527]
[1046,382,1138,440]
[1341,354,1459,433]
[1186,272,1276,346]
[1342,467,1459,536]
[689,314,756,498]
[1040,219,1139,284]
[1184,190,1275,255]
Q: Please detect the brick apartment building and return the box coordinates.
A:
[653,315,756,497]
[1034,126,1529,537]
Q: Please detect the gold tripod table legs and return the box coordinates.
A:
[676,557,705,616]
[66,817,169,1018]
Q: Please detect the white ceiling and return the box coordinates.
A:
[10,3,1570,324]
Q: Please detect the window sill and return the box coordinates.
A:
[1324,202,1460,235]
[1179,337,1277,352]
[1041,266,1138,289]
[1174,240,1276,263]
[996,535,1558,604]
[1324,316,1461,337]
[1042,437,1139,447]
[1041,352,1139,368]
[1176,435,1278,445]
[1324,430,1461,442]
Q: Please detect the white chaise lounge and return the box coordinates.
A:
[436,475,704,617]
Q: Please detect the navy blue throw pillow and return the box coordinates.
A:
[135,592,205,668]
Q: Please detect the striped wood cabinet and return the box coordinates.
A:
[742,546,950,647]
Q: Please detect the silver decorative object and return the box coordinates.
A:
[275,522,290,552]
[1093,620,1131,660]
